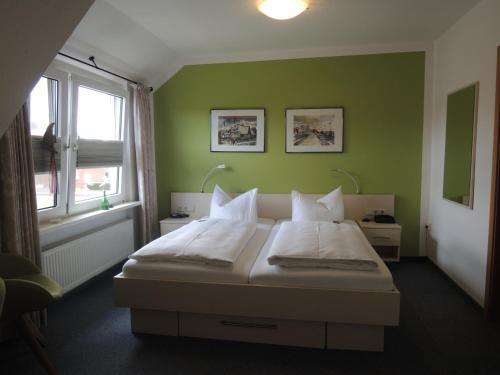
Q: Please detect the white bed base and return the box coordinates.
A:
[114,192,400,351]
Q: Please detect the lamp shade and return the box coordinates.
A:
[258,0,308,20]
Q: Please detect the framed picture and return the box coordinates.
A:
[210,109,265,152]
[285,107,344,153]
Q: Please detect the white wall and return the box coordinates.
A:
[424,0,500,305]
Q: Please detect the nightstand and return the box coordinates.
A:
[160,217,195,236]
[356,220,402,262]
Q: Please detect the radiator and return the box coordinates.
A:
[42,219,134,292]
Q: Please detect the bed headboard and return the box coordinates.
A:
[170,192,395,220]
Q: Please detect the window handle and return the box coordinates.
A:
[62,143,78,151]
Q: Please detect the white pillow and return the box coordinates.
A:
[210,185,258,223]
[291,187,344,222]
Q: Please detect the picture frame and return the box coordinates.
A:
[210,109,265,152]
[285,107,344,153]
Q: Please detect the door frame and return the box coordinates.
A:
[486,46,500,320]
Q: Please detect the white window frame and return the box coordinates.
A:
[34,63,130,220]
[35,67,69,222]
[68,74,128,215]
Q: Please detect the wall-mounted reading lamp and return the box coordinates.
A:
[200,164,227,193]
[332,168,360,194]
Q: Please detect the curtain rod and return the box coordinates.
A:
[57,52,153,92]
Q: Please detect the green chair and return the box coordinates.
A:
[0,254,63,375]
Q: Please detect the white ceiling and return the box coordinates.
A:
[63,0,481,89]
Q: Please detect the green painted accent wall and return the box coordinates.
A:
[443,84,477,205]
[154,52,425,255]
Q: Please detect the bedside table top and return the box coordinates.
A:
[356,220,401,229]
[160,216,197,224]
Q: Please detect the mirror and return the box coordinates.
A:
[443,83,478,208]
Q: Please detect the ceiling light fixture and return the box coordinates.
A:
[258,0,309,20]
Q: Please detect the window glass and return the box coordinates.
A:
[74,167,121,202]
[30,77,58,136]
[74,86,124,203]
[34,173,58,210]
[29,76,59,210]
[76,86,123,141]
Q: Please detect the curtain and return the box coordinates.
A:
[133,84,159,245]
[0,104,41,266]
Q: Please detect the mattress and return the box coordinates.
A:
[249,220,395,291]
[122,218,275,284]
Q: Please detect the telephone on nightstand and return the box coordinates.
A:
[374,214,395,224]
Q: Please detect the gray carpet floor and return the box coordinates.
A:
[1,258,500,374]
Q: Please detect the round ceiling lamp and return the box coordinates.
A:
[258,0,309,20]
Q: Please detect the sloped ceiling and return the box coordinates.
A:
[0,0,95,138]
[62,0,481,90]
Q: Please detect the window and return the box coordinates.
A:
[29,65,129,219]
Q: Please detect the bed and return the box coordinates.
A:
[250,220,394,291]
[122,218,275,284]
[114,192,400,351]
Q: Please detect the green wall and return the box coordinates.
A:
[443,84,476,204]
[154,52,425,255]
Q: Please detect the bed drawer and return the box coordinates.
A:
[179,313,325,348]
[362,228,400,246]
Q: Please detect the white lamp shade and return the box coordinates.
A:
[258,0,308,20]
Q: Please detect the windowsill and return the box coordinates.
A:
[39,201,141,235]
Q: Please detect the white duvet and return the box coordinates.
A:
[267,221,378,270]
[130,218,257,266]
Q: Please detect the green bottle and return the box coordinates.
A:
[101,191,110,210]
